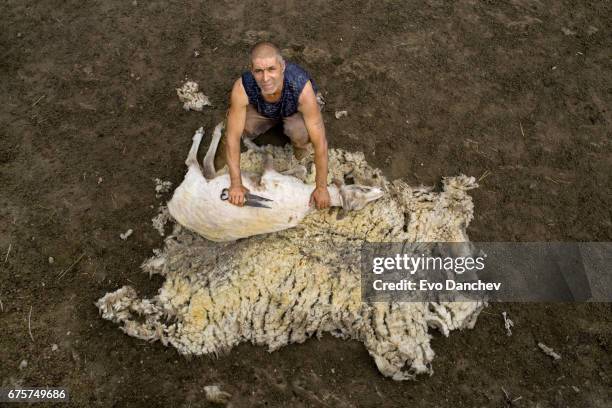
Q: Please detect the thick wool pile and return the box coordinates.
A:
[97,145,484,380]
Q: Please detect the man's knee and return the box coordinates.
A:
[244,105,274,139]
[242,123,259,140]
[283,114,310,148]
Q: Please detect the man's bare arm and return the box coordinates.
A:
[299,81,328,188]
[299,81,330,208]
[226,79,250,205]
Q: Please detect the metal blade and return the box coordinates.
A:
[245,192,273,202]
[244,200,272,209]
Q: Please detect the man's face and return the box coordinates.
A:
[251,56,284,95]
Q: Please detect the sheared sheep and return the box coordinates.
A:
[97,135,485,380]
[167,123,384,242]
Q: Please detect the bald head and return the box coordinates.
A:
[250,41,284,66]
[249,41,286,95]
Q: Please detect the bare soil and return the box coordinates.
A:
[1,1,611,407]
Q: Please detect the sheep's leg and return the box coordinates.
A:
[185,127,204,168]
[281,165,307,179]
[202,122,225,180]
[243,137,264,153]
[260,153,283,188]
[263,152,275,172]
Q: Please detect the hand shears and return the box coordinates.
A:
[220,188,273,209]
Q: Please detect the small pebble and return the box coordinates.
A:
[19,360,27,370]
[586,25,598,34]
[51,344,59,351]
[561,27,576,36]
[48,256,54,264]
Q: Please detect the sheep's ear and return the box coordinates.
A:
[364,186,385,202]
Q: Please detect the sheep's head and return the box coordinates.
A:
[334,179,384,211]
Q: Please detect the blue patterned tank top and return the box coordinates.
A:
[241,62,317,120]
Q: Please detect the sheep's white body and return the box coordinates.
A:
[169,165,319,242]
[167,125,382,242]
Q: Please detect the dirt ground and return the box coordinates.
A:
[1,0,611,406]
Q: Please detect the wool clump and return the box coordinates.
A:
[176,81,211,112]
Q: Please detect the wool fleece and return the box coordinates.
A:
[97,144,485,380]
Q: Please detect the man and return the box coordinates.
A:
[217,41,331,209]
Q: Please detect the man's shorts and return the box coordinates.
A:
[214,95,325,169]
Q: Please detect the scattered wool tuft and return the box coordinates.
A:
[154,178,173,198]
[502,311,514,336]
[119,229,133,240]
[538,342,561,360]
[97,145,485,381]
[335,110,348,119]
[176,81,211,112]
[151,205,171,236]
[204,385,232,405]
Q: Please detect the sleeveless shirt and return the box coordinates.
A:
[241,62,317,120]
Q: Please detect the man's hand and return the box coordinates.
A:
[226,79,249,206]
[310,186,331,209]
[298,82,330,209]
[228,184,249,206]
